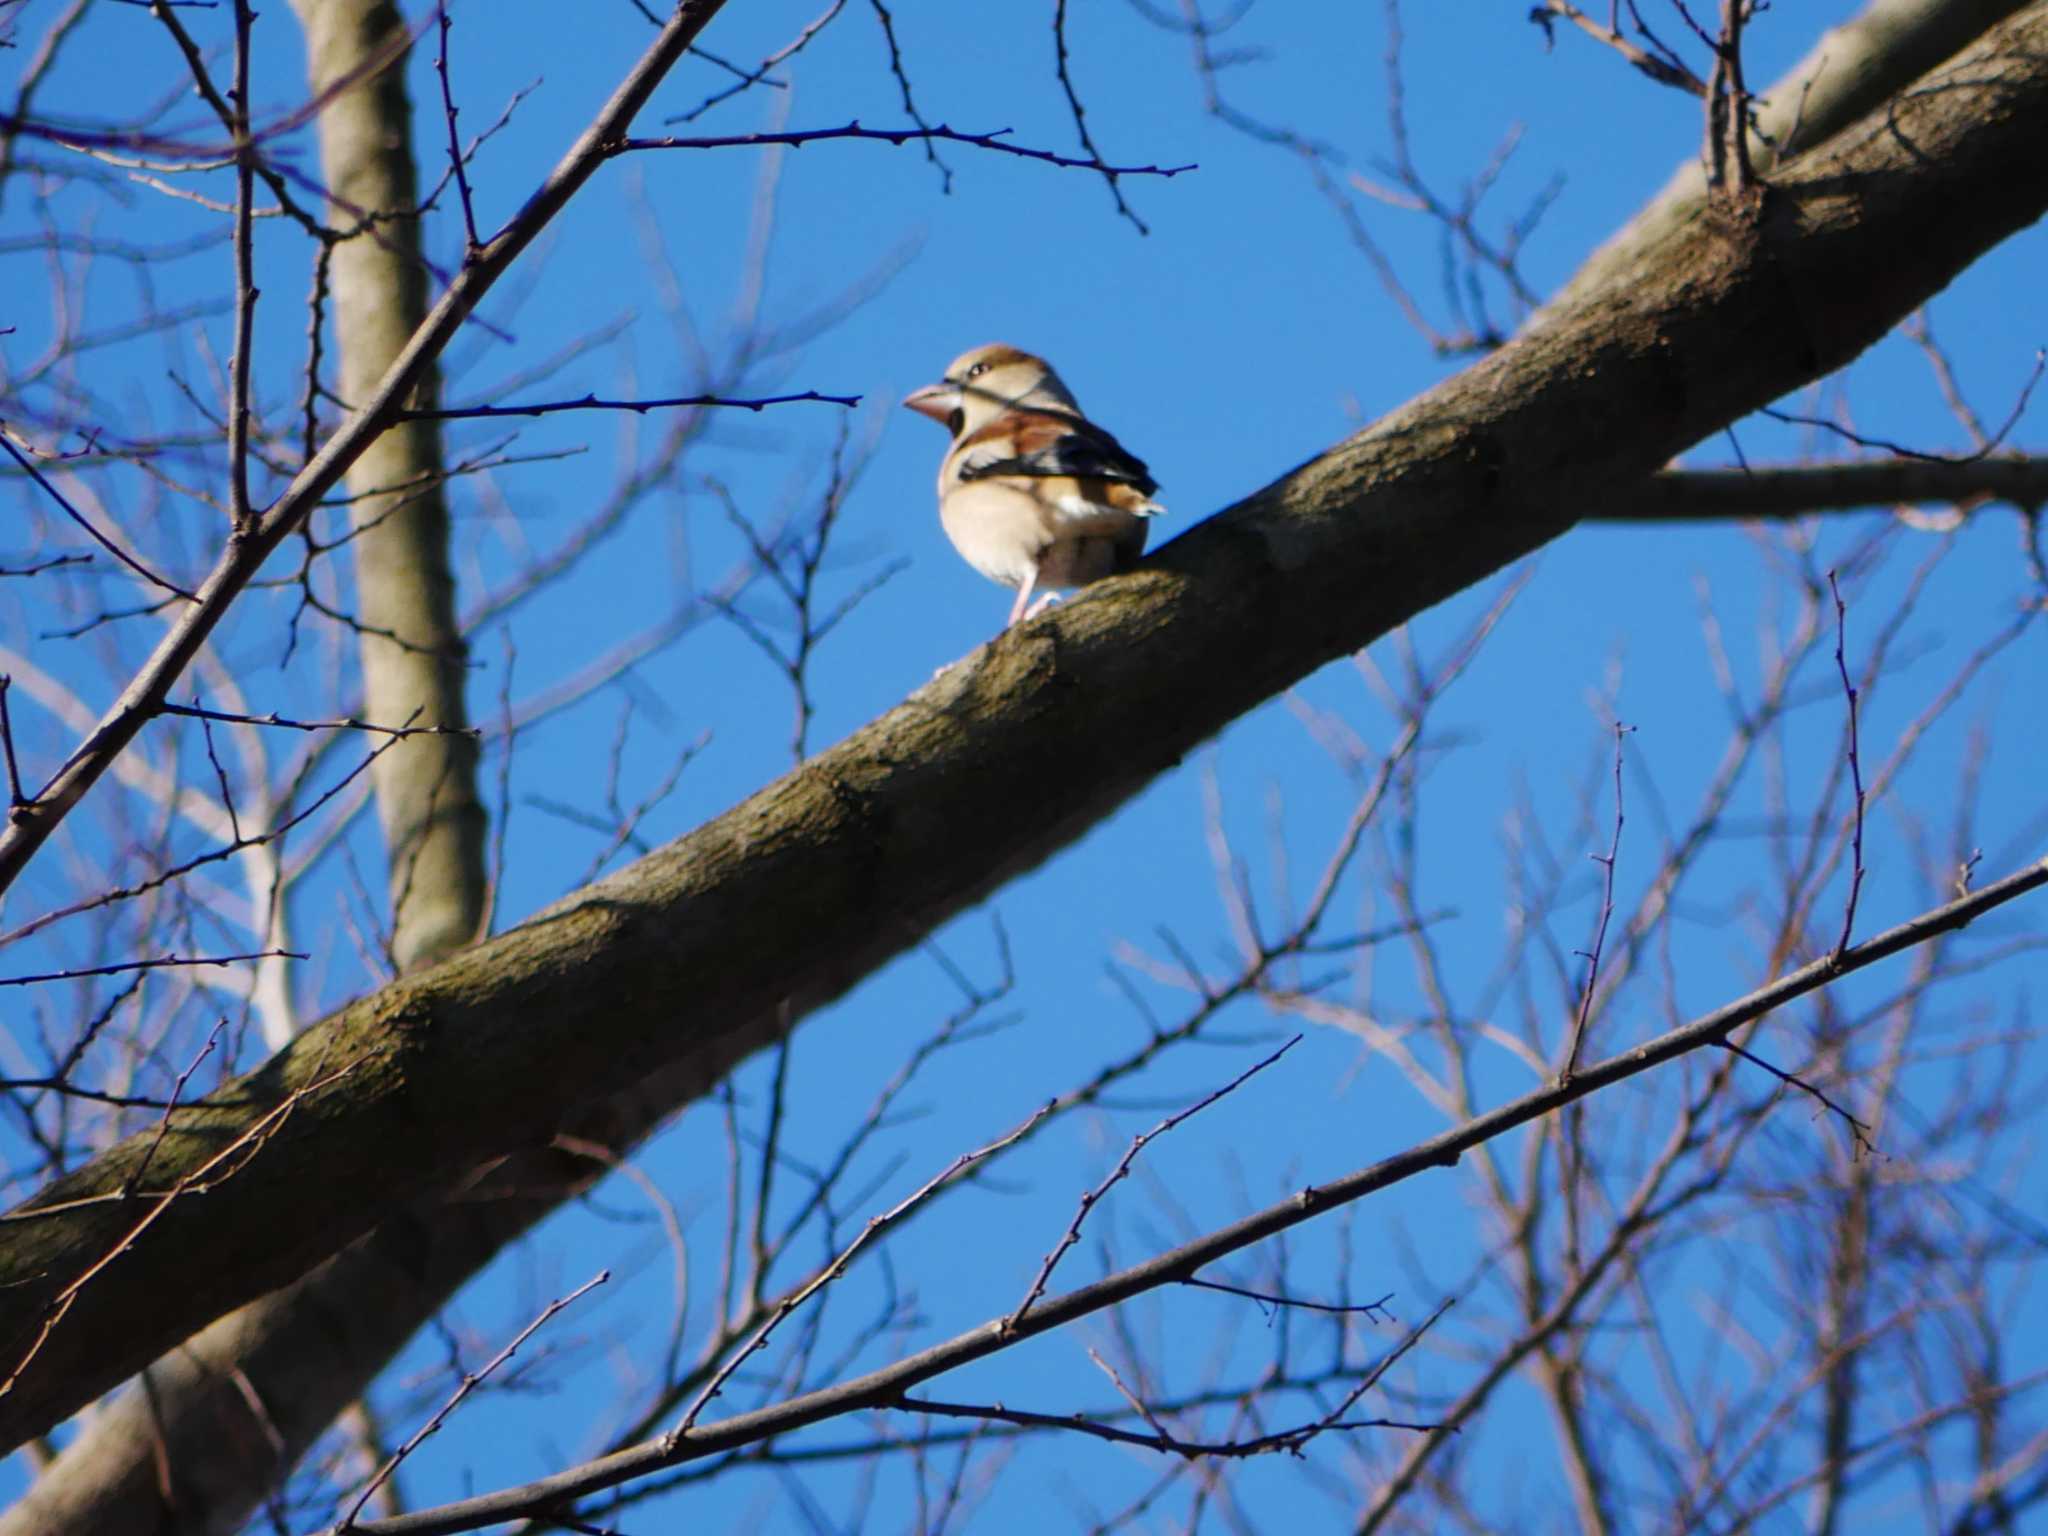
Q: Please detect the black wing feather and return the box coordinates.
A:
[957,411,1157,496]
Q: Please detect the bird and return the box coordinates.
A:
[903,343,1163,627]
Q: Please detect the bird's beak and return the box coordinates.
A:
[902,381,959,423]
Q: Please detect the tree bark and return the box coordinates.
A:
[1544,0,2039,315]
[2,0,2044,1477]
[295,0,486,973]
[0,1069,692,1536]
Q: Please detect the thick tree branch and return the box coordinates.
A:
[1545,0,2039,315]
[1598,456,2048,521]
[2,0,2045,1457]
[0,1061,707,1536]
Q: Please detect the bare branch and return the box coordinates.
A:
[1827,570,1868,959]
[155,702,477,739]
[395,389,859,422]
[1528,2,1708,95]
[339,1271,609,1528]
[1052,0,1150,231]
[325,859,2048,1536]
[0,0,734,899]
[1562,721,1632,1080]
[0,950,303,988]
[616,121,1195,179]
[0,431,192,600]
[1005,1037,1300,1333]
[431,6,481,256]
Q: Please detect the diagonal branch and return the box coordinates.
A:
[334,857,2048,1536]
[1,0,2045,1459]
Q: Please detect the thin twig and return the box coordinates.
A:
[0,430,192,598]
[156,701,479,738]
[1180,1275,1394,1319]
[395,388,857,422]
[1714,1039,1874,1155]
[895,1392,1437,1457]
[1826,570,1866,960]
[899,1297,1452,1460]
[432,5,480,254]
[667,1098,1058,1441]
[340,1271,610,1528]
[1759,349,2046,465]
[1563,721,1633,1080]
[1528,1,1707,95]
[616,121,1194,178]
[0,552,93,577]
[1005,1036,1300,1334]
[664,0,846,126]
[0,676,25,809]
[0,949,304,988]
[1052,0,1147,231]
[225,0,258,532]
[0,1056,368,1412]
[863,0,949,189]
[122,1019,226,1194]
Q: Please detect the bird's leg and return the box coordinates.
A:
[1022,590,1064,620]
[1006,565,1040,627]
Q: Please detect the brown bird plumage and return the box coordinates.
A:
[904,343,1163,626]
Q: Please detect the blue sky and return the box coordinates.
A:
[2,1,2044,1530]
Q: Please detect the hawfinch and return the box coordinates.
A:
[904,344,1163,626]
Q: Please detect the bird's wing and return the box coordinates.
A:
[956,409,1158,498]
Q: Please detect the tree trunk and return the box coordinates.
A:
[295,0,486,973]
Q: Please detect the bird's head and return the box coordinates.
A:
[903,344,1080,438]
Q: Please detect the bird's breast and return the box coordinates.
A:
[937,476,1151,590]
[937,479,1054,588]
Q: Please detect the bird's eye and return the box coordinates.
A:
[966,363,988,379]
